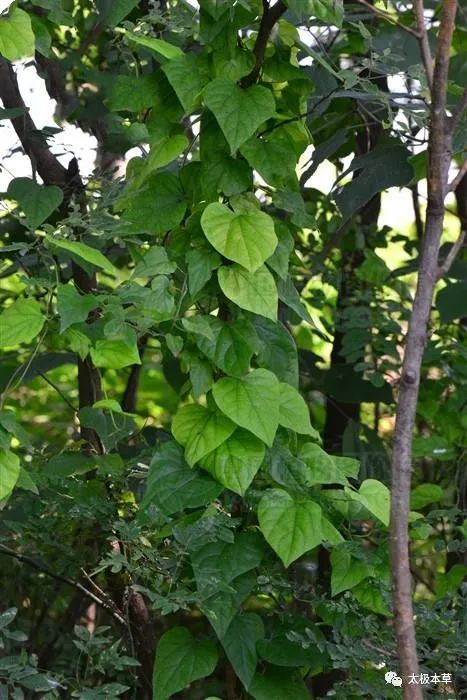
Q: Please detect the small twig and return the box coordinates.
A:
[38,371,77,413]
[436,230,466,279]
[362,639,397,659]
[413,0,434,89]
[240,0,287,88]
[0,543,125,625]
[354,0,420,38]
[449,87,467,133]
[447,160,467,193]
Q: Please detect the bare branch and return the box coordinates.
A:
[354,0,420,38]
[0,543,126,625]
[449,87,467,133]
[38,371,77,413]
[413,0,434,89]
[447,159,467,193]
[390,2,458,697]
[240,0,287,89]
[436,229,466,278]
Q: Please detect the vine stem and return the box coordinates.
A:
[389,3,458,697]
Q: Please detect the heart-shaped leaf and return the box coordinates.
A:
[172,404,236,466]
[201,202,277,272]
[0,7,35,62]
[0,298,45,347]
[152,626,218,700]
[204,79,276,153]
[212,369,280,446]
[258,488,323,567]
[8,178,63,229]
[218,264,278,320]
[201,429,265,495]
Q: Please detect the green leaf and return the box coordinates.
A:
[331,547,374,596]
[105,74,162,112]
[334,144,413,221]
[321,516,344,544]
[0,298,45,347]
[287,0,343,26]
[332,455,360,479]
[214,321,258,377]
[267,446,311,494]
[265,221,294,280]
[299,443,348,486]
[250,668,310,700]
[436,281,467,322]
[0,608,17,629]
[278,383,316,436]
[204,79,276,153]
[218,264,278,320]
[213,369,280,446]
[172,404,236,466]
[90,331,141,370]
[56,284,98,332]
[221,614,264,690]
[132,135,188,184]
[196,319,258,378]
[96,0,138,26]
[186,248,221,296]
[277,276,313,324]
[191,532,264,597]
[410,483,444,510]
[258,632,325,669]
[201,429,265,495]
[201,202,277,272]
[163,53,212,113]
[202,574,256,639]
[126,31,183,60]
[240,129,300,189]
[152,626,218,700]
[0,107,26,120]
[352,580,390,616]
[0,450,20,500]
[120,173,186,235]
[132,246,176,278]
[141,441,222,516]
[258,489,323,567]
[351,479,390,526]
[182,316,216,342]
[253,317,298,387]
[7,178,63,229]
[357,250,391,285]
[0,7,35,61]
[45,236,115,274]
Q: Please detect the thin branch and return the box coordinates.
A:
[413,0,434,89]
[436,230,466,279]
[240,0,287,88]
[411,184,424,239]
[354,0,420,38]
[389,2,458,697]
[38,371,77,413]
[447,160,467,193]
[449,87,467,133]
[0,543,125,625]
